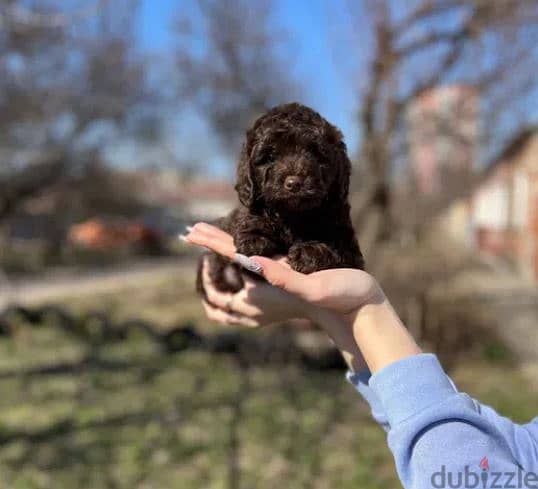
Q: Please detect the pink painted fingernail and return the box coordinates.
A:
[234,253,263,275]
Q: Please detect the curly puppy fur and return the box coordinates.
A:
[197,102,364,296]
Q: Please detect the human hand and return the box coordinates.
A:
[183,223,420,374]
[182,222,383,324]
[183,223,313,327]
[200,255,312,328]
[249,256,383,322]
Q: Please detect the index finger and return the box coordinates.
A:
[182,227,236,259]
[249,255,322,302]
[189,223,234,244]
[181,225,263,275]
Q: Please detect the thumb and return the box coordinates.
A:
[250,256,320,301]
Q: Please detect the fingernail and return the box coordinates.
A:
[186,225,194,233]
[250,260,263,274]
[178,234,189,242]
[234,253,263,275]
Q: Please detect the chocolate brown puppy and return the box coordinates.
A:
[197,102,364,296]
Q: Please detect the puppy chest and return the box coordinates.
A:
[278,220,331,247]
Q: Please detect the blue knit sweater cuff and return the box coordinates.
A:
[369,353,458,426]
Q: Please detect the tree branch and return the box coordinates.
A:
[394,0,466,36]
[0,1,109,29]
[0,149,67,221]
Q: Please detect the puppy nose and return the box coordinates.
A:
[284,176,302,192]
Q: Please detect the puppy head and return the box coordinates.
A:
[235,103,351,213]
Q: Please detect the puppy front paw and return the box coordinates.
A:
[287,242,339,274]
[196,252,243,296]
[236,235,279,258]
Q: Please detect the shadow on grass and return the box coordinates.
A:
[0,358,366,489]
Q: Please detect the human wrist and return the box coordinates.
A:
[351,298,422,374]
[355,281,386,315]
[309,307,368,372]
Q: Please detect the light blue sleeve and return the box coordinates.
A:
[347,353,538,488]
[346,369,391,432]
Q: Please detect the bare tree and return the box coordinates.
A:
[0,0,147,223]
[324,0,538,353]
[344,0,538,251]
[175,0,297,154]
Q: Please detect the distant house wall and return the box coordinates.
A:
[526,138,538,279]
[436,198,473,245]
[408,84,479,195]
[184,199,236,222]
[130,169,237,224]
[473,176,510,231]
[470,132,538,280]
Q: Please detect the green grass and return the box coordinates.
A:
[0,278,536,489]
[59,273,214,333]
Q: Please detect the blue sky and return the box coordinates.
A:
[132,0,363,177]
[123,0,537,176]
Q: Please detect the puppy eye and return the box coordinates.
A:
[255,149,276,166]
[308,143,321,157]
[309,144,328,165]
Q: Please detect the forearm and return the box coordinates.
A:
[312,307,368,373]
[312,305,399,431]
[306,304,401,432]
[312,288,421,375]
[350,292,422,374]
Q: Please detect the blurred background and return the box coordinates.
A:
[0,0,537,487]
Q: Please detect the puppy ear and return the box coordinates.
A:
[325,124,344,147]
[235,143,257,208]
[326,126,351,205]
[334,148,351,204]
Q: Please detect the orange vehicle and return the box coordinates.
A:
[68,218,161,251]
